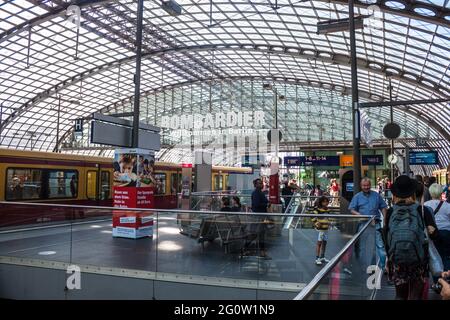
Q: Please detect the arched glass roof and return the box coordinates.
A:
[0,0,449,170]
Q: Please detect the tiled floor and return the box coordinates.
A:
[0,214,350,285]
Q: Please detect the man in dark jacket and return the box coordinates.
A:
[243,178,271,259]
[252,178,268,213]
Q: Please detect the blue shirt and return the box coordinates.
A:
[348,190,387,219]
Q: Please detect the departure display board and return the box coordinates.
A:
[409,151,439,165]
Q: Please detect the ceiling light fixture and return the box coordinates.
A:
[316,15,368,34]
[161,0,182,16]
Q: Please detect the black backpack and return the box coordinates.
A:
[386,203,426,266]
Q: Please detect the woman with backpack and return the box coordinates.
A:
[383,175,439,300]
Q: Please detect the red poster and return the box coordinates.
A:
[136,187,154,208]
[112,186,154,238]
[269,174,280,204]
[113,187,137,208]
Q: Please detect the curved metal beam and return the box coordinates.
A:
[52,75,449,154]
[0,0,111,44]
[2,0,448,45]
[330,0,450,27]
[3,43,447,134]
[101,75,450,141]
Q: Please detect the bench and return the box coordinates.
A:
[195,213,261,254]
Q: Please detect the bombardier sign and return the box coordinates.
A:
[161,111,265,130]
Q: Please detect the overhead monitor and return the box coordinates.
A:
[409,151,438,165]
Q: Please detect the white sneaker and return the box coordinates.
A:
[321,257,330,263]
[315,258,323,265]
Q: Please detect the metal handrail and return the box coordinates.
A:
[191,191,340,198]
[293,215,376,300]
[191,192,341,199]
[0,201,370,220]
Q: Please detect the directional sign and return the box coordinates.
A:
[74,119,83,140]
[74,119,83,132]
[284,156,301,167]
[416,137,427,147]
[362,155,384,166]
[284,156,340,167]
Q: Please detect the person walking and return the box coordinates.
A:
[349,177,388,272]
[383,175,437,300]
[242,178,271,259]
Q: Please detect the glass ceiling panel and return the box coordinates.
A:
[0,0,447,171]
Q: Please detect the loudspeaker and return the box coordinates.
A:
[383,122,401,139]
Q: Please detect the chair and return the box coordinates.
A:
[220,214,250,253]
[197,215,218,250]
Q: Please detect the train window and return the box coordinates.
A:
[100,171,110,200]
[86,171,98,200]
[170,173,176,194]
[48,170,78,199]
[223,174,229,190]
[5,168,43,201]
[154,173,166,195]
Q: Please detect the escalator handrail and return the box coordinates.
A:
[293,215,376,300]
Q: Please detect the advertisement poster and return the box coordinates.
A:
[112,149,155,239]
[113,149,156,188]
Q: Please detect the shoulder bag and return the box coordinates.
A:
[421,205,444,277]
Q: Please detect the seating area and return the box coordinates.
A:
[179,213,265,255]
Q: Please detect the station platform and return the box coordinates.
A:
[0,212,356,299]
[0,205,442,300]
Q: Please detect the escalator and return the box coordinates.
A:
[282,194,306,229]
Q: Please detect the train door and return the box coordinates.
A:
[100,170,111,200]
[213,174,223,191]
[170,172,181,194]
[86,170,99,203]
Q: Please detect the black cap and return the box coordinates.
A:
[391,175,418,198]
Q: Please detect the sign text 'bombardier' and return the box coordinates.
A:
[160,111,265,130]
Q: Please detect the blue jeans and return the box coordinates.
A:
[356,221,386,270]
[375,221,386,270]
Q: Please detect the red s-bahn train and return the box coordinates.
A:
[0,149,251,227]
